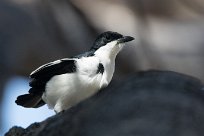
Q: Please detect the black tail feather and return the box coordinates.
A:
[28,88,44,94]
[15,93,45,108]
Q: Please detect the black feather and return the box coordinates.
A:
[30,59,76,79]
[15,93,45,108]
[97,63,104,74]
[73,31,124,59]
[91,31,123,50]
[73,50,95,59]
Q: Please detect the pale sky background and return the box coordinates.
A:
[1,76,55,135]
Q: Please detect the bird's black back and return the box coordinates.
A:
[72,50,95,59]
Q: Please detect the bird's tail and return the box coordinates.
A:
[15,93,45,108]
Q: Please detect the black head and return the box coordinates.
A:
[90,31,134,50]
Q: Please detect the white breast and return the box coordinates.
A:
[43,56,115,113]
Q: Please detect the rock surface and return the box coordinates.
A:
[5,71,204,136]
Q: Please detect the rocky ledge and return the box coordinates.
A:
[5,71,204,136]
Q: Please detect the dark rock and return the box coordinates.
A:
[5,126,25,136]
[5,71,204,136]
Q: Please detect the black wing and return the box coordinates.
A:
[15,59,77,108]
[29,58,76,90]
[30,59,77,79]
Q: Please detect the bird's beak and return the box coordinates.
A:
[117,36,134,43]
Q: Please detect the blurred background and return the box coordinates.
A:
[1,0,204,135]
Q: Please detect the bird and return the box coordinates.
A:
[15,31,134,113]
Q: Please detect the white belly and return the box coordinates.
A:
[43,72,103,113]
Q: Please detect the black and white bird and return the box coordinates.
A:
[15,31,134,113]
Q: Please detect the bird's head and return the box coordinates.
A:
[91,31,134,58]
